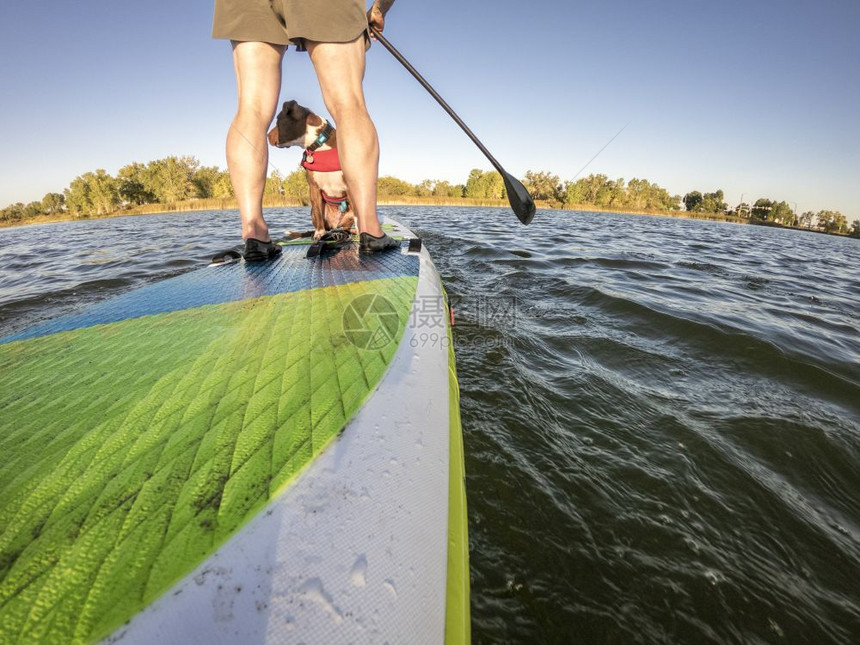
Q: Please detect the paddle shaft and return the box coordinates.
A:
[369,27,509,178]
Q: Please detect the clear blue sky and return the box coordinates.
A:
[1,0,858,218]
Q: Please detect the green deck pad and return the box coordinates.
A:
[0,275,417,644]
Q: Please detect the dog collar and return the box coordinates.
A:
[303,120,334,166]
[307,120,333,154]
[321,191,350,214]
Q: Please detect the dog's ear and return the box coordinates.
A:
[274,100,312,146]
[289,101,311,122]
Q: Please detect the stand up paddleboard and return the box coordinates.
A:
[0,217,469,644]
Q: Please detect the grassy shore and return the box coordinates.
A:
[0,195,841,236]
[1,195,516,229]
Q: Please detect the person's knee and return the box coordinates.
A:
[324,93,369,125]
[233,102,276,131]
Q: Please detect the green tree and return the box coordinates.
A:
[699,190,727,213]
[594,177,620,207]
[378,175,416,197]
[0,203,25,223]
[64,170,120,217]
[89,170,120,215]
[752,198,774,220]
[464,169,505,199]
[414,179,433,198]
[212,170,234,198]
[408,179,463,198]
[522,171,560,202]
[626,178,649,209]
[561,174,673,210]
[799,211,815,228]
[264,170,285,197]
[607,177,628,208]
[817,210,846,233]
[192,165,222,199]
[770,201,795,225]
[23,201,43,218]
[463,170,483,198]
[41,192,65,215]
[642,181,680,210]
[850,220,860,238]
[562,178,588,206]
[283,169,309,205]
[117,162,156,205]
[684,189,726,213]
[582,174,608,203]
[144,156,199,203]
[64,176,88,218]
[430,180,463,198]
[683,191,703,212]
[488,172,505,199]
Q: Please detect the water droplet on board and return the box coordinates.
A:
[298,578,343,623]
[350,555,368,587]
[383,579,397,598]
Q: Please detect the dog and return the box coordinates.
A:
[267,100,355,239]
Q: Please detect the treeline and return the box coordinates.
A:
[0,156,235,223]
[2,157,857,237]
[381,170,682,213]
[0,155,463,224]
[682,190,853,235]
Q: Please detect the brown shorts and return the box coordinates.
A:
[212,0,368,47]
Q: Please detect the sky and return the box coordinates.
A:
[1,0,858,219]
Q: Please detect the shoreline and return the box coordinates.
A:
[1,197,853,238]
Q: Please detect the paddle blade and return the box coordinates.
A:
[503,173,536,225]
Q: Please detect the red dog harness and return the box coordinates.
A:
[301,147,341,172]
[301,146,349,212]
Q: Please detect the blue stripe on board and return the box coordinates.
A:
[2,245,419,345]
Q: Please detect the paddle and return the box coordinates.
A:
[369,27,535,225]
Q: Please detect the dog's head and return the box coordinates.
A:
[268,100,315,148]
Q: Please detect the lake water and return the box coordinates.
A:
[1,207,858,642]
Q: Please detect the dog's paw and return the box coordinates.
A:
[313,228,326,240]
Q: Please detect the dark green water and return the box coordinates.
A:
[1,207,858,643]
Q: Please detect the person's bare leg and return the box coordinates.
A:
[306,37,384,237]
[227,41,285,242]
